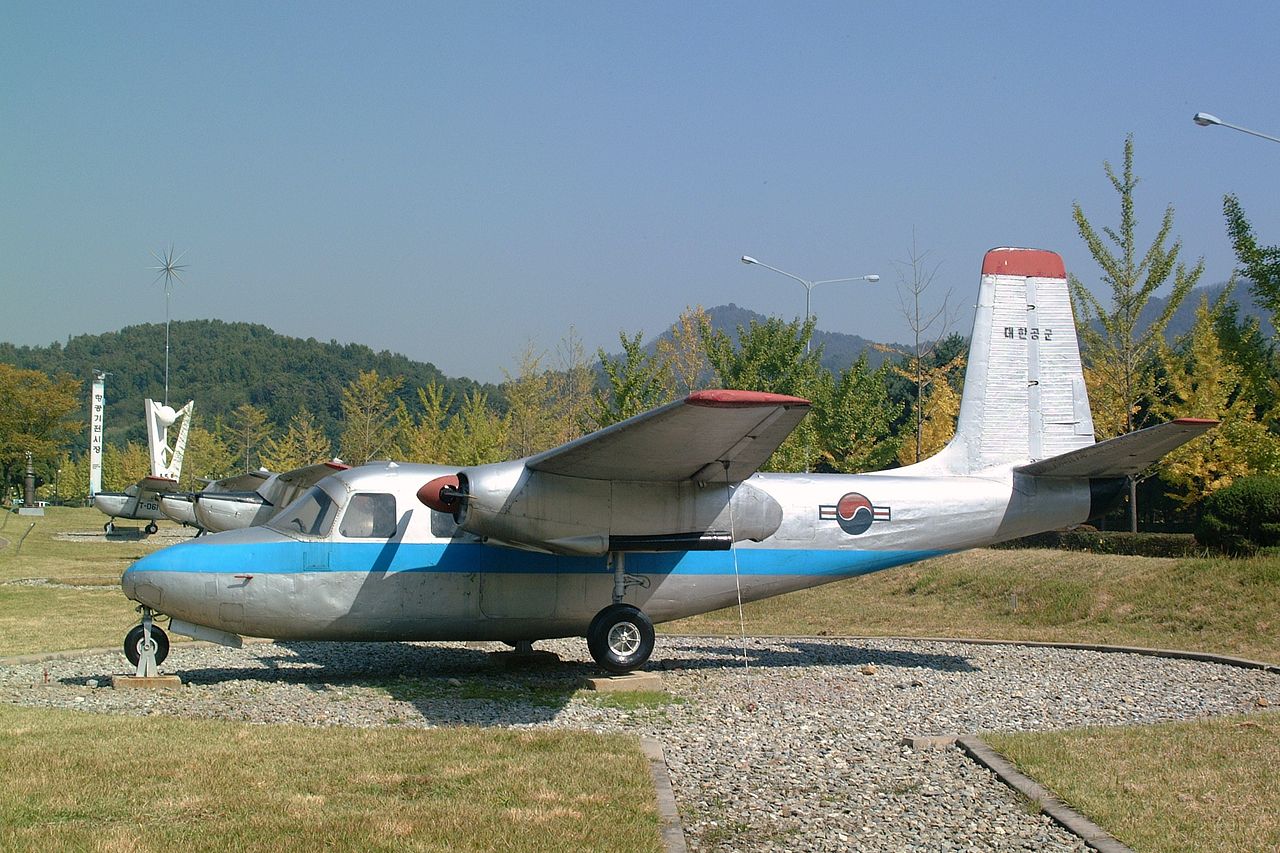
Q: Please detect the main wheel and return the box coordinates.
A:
[123,624,170,667]
[586,604,655,674]
[145,522,159,535]
[103,520,115,534]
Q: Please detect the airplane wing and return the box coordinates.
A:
[526,390,811,483]
[201,470,272,493]
[1015,418,1218,478]
[275,459,350,489]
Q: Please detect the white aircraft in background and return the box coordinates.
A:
[93,399,193,534]
[121,248,1215,675]
[159,460,349,534]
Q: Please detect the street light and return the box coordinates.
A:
[1192,112,1280,145]
[740,255,879,352]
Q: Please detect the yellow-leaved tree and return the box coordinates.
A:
[1157,294,1280,507]
[260,407,332,471]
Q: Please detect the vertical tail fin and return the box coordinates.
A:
[917,248,1094,475]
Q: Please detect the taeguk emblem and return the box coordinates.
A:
[819,492,891,535]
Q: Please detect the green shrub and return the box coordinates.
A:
[994,530,1201,558]
[1196,475,1280,556]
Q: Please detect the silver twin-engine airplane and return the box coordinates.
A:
[120,248,1215,674]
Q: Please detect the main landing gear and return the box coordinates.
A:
[586,551,656,674]
[144,522,159,535]
[124,608,169,676]
[587,604,655,674]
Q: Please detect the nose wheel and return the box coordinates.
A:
[586,604,655,674]
[124,610,170,676]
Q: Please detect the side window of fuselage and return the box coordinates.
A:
[340,493,397,539]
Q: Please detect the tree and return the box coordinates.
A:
[448,391,509,465]
[815,355,901,473]
[1070,135,1202,530]
[181,422,236,487]
[1223,193,1280,333]
[656,306,711,396]
[228,402,272,471]
[103,441,149,492]
[553,327,596,444]
[591,331,670,429]
[892,235,957,462]
[339,370,404,464]
[895,359,963,466]
[1156,294,1280,507]
[401,382,455,464]
[260,407,332,471]
[702,315,824,471]
[0,364,82,495]
[502,342,559,457]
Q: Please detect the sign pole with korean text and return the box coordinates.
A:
[89,371,106,497]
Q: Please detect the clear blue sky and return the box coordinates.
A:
[3,2,1278,383]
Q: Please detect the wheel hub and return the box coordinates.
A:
[607,622,641,656]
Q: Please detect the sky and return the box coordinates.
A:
[3,2,1279,383]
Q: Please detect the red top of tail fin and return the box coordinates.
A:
[982,248,1066,279]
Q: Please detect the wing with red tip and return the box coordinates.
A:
[527,390,812,483]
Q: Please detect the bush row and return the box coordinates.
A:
[993,530,1203,558]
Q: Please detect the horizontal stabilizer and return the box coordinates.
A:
[527,390,811,483]
[1015,419,1217,478]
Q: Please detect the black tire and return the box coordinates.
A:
[586,604,655,674]
[124,624,170,667]
[103,520,114,534]
[145,522,159,535]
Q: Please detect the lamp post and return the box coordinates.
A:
[740,256,879,352]
[1193,112,1280,145]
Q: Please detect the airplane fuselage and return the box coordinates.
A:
[122,461,1092,643]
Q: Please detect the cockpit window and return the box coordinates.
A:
[339,493,397,539]
[267,485,339,537]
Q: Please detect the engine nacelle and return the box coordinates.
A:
[417,461,782,556]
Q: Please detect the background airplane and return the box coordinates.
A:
[93,399,193,534]
[160,460,350,534]
[120,248,1214,674]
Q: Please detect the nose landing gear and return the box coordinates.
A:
[124,608,170,676]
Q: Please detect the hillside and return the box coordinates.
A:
[0,320,493,447]
[2,279,1258,451]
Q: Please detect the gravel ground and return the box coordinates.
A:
[3,635,1277,852]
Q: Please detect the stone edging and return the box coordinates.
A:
[956,735,1135,853]
[640,736,688,853]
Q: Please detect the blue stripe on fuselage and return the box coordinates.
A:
[125,539,947,578]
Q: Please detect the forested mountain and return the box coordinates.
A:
[3,280,1249,453]
[0,320,494,448]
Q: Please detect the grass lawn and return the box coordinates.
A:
[665,547,1280,664]
[985,713,1280,853]
[0,507,186,657]
[5,506,1280,852]
[0,703,660,852]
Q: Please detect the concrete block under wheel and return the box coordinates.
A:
[112,675,182,689]
[583,672,665,692]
